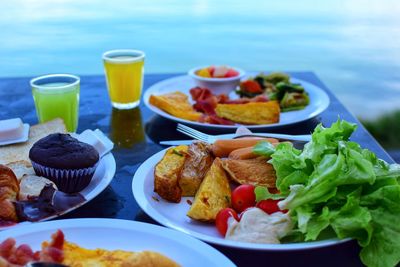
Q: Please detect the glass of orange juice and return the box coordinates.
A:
[103,49,145,109]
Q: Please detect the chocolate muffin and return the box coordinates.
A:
[29,133,99,193]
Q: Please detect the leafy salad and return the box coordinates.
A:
[253,119,400,267]
[237,72,310,111]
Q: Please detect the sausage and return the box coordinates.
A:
[212,137,278,158]
[228,146,258,160]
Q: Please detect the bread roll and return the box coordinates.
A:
[19,175,58,201]
[0,165,19,221]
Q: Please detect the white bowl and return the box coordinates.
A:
[188,66,245,95]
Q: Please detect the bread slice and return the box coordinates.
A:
[215,101,280,124]
[221,157,277,188]
[0,118,67,166]
[6,160,35,181]
[154,145,188,203]
[186,158,231,222]
[149,92,202,121]
[19,174,57,201]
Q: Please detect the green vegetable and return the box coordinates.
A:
[253,140,276,157]
[260,119,400,267]
[254,186,284,202]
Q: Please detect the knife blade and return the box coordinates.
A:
[159,140,194,146]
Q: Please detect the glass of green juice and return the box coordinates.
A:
[30,74,80,132]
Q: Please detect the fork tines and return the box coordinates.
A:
[176,123,209,142]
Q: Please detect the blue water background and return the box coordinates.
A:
[1,0,399,119]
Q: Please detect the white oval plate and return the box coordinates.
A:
[0,218,235,267]
[3,152,116,230]
[132,148,350,251]
[144,74,330,130]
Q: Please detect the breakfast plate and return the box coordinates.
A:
[144,74,330,130]
[132,148,350,250]
[2,152,116,230]
[0,218,235,267]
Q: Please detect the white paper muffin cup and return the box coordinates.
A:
[31,160,99,193]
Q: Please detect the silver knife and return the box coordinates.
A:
[160,140,194,146]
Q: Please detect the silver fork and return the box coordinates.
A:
[176,123,312,143]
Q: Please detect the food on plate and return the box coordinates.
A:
[221,157,277,188]
[187,158,231,222]
[228,146,258,160]
[154,145,188,203]
[231,184,256,212]
[0,118,66,166]
[5,160,35,181]
[0,230,180,267]
[149,92,202,121]
[179,142,213,196]
[215,101,280,125]
[225,208,292,244]
[211,137,278,158]
[29,133,100,193]
[215,208,239,236]
[237,72,309,111]
[195,66,239,78]
[18,174,57,201]
[0,165,19,222]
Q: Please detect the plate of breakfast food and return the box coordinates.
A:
[133,119,400,267]
[144,69,330,129]
[0,218,235,267]
[0,118,116,229]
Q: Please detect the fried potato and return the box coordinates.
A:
[221,157,277,188]
[179,142,213,196]
[149,92,202,121]
[154,145,188,203]
[215,101,280,124]
[187,158,231,222]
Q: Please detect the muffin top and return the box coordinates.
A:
[29,133,99,169]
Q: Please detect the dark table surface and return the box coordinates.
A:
[0,72,394,267]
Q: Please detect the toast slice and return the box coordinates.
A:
[215,101,280,124]
[149,92,202,122]
[154,145,188,203]
[187,158,231,222]
[0,118,67,166]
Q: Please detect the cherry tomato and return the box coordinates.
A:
[241,80,263,93]
[231,184,256,213]
[215,208,239,236]
[256,199,287,214]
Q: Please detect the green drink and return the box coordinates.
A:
[31,75,80,132]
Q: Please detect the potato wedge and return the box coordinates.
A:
[179,142,213,197]
[154,145,188,203]
[149,92,202,121]
[215,101,280,124]
[187,158,231,222]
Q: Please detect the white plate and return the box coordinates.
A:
[144,74,330,130]
[3,152,116,230]
[0,218,235,267]
[132,148,350,250]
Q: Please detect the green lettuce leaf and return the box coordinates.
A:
[266,119,400,267]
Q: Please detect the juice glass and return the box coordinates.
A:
[103,49,145,109]
[30,74,80,132]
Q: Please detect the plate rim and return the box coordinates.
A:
[0,218,236,267]
[143,74,330,129]
[132,148,351,251]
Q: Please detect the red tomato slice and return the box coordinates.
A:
[231,184,256,213]
[256,199,287,214]
[241,80,263,93]
[209,66,215,77]
[215,208,239,236]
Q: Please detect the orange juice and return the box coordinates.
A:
[103,50,145,109]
